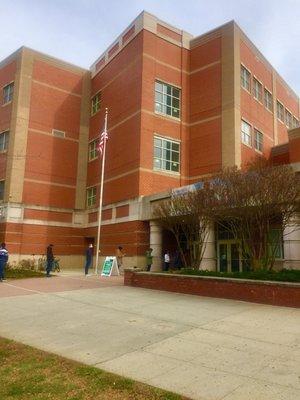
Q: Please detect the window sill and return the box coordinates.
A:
[241,86,251,95]
[153,168,180,177]
[86,204,97,209]
[90,110,101,117]
[88,157,99,162]
[265,107,273,115]
[241,141,252,149]
[254,148,263,155]
[253,97,263,105]
[154,111,181,122]
[2,101,12,108]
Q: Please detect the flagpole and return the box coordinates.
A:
[95,108,108,275]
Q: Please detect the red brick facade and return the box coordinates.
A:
[0,12,298,268]
[124,270,300,308]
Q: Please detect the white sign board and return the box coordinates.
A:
[101,256,120,277]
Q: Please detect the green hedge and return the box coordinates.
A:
[174,269,300,283]
[5,268,45,279]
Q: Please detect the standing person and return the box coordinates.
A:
[116,246,125,273]
[163,250,170,272]
[0,242,8,282]
[46,244,54,277]
[174,249,182,270]
[145,248,153,271]
[85,243,93,276]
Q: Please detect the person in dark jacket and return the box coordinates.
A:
[85,244,93,276]
[0,242,8,282]
[46,244,54,277]
[145,248,153,271]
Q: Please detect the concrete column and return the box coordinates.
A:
[200,224,217,271]
[150,220,163,271]
[283,213,300,270]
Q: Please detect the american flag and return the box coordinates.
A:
[96,129,108,156]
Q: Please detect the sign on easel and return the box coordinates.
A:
[101,256,119,277]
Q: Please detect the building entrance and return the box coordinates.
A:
[218,241,241,272]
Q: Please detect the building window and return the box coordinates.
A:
[241,120,252,147]
[241,66,251,92]
[88,139,99,161]
[91,93,101,116]
[285,110,293,129]
[153,136,180,173]
[253,78,262,102]
[268,229,283,259]
[52,129,65,138]
[254,129,263,152]
[264,89,273,112]
[3,82,14,104]
[0,131,9,151]
[155,81,180,119]
[0,180,4,201]
[277,101,284,123]
[292,116,299,129]
[86,187,96,207]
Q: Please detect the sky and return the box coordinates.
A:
[1,0,300,93]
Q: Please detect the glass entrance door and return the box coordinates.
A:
[218,241,241,272]
[230,243,240,272]
[219,243,228,272]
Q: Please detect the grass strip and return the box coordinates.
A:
[0,337,188,400]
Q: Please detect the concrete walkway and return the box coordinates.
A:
[0,273,299,400]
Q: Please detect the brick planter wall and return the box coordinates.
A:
[124,270,300,308]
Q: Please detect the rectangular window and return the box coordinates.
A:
[155,81,180,119]
[86,187,96,207]
[241,120,252,147]
[292,116,299,129]
[268,229,283,259]
[3,82,14,104]
[0,181,4,201]
[153,136,180,173]
[0,131,9,151]
[254,129,263,152]
[88,139,99,161]
[241,66,251,92]
[253,78,262,102]
[285,110,293,129]
[91,93,101,116]
[52,129,65,138]
[264,89,273,112]
[277,101,284,122]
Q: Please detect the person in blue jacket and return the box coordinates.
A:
[0,242,9,282]
[85,243,93,276]
[46,244,54,277]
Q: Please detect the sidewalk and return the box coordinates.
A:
[0,273,299,400]
[0,272,123,297]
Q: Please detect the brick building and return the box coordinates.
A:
[0,11,299,270]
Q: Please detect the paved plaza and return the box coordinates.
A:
[0,273,299,400]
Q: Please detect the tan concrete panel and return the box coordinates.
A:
[272,70,278,145]
[75,71,91,209]
[6,48,34,203]
[221,22,241,168]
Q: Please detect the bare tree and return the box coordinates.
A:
[211,159,300,270]
[153,185,214,269]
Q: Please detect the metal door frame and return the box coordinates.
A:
[217,240,242,272]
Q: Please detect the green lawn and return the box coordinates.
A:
[5,268,45,279]
[175,268,300,282]
[0,337,188,400]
